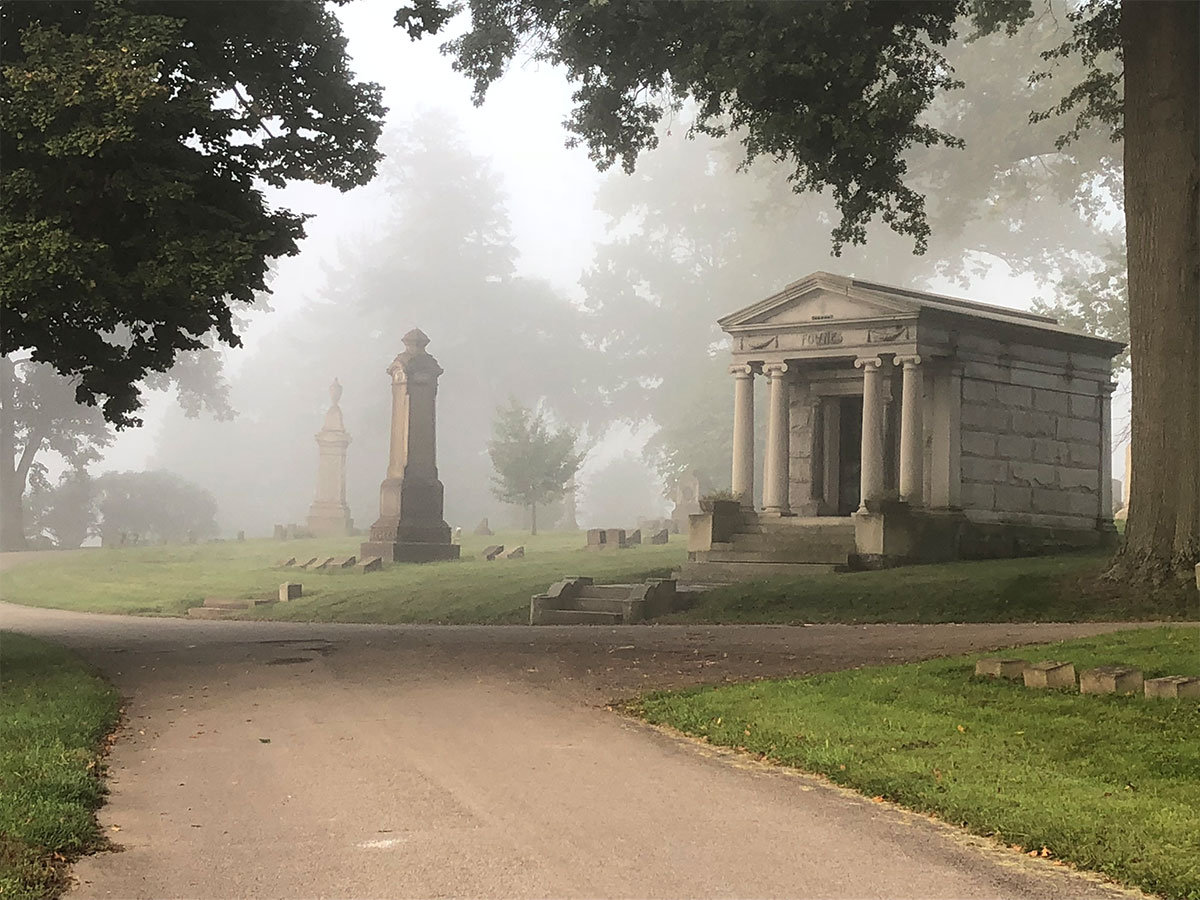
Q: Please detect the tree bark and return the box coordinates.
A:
[0,356,28,551]
[1114,0,1200,580]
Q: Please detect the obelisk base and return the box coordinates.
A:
[359,540,461,563]
[306,501,354,538]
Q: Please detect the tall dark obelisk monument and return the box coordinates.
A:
[360,329,460,563]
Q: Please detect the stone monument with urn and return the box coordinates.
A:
[305,378,354,537]
[360,329,460,563]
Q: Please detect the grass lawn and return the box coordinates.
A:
[664,551,1198,624]
[0,531,685,624]
[0,633,121,900]
[635,625,1200,900]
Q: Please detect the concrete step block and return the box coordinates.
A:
[975,658,1027,679]
[535,609,625,626]
[1023,661,1076,689]
[1144,675,1200,699]
[1080,665,1143,695]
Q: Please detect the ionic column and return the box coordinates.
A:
[762,362,791,515]
[895,355,924,506]
[1098,381,1116,530]
[730,364,756,509]
[856,356,885,512]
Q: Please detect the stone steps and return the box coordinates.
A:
[535,609,625,626]
[702,548,850,565]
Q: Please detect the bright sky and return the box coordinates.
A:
[99,0,1128,483]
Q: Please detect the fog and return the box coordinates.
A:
[88,4,1128,536]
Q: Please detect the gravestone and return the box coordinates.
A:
[279,582,302,602]
[313,556,336,570]
[297,557,318,569]
[1080,665,1143,695]
[1023,661,1076,689]
[277,557,296,568]
[327,556,356,569]
[604,528,626,548]
[474,518,493,536]
[482,545,505,561]
[650,528,670,545]
[506,546,525,559]
[975,658,1026,679]
[1145,675,1200,699]
[626,529,642,546]
[586,529,606,548]
[360,330,461,563]
[306,379,355,537]
[274,524,287,541]
[358,556,383,573]
[453,526,462,544]
[237,530,245,542]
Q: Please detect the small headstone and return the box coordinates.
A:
[604,528,626,548]
[506,546,525,559]
[328,556,357,569]
[314,556,336,569]
[586,528,606,547]
[975,658,1027,679]
[453,527,463,545]
[650,528,669,545]
[626,529,642,545]
[278,557,297,568]
[297,557,319,569]
[474,517,493,536]
[483,544,505,561]
[237,530,245,542]
[279,582,302,602]
[274,524,287,541]
[1144,675,1200,699]
[1023,661,1076,690]
[1080,665,1143,695]
[358,556,383,573]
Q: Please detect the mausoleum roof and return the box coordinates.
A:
[719,271,1125,357]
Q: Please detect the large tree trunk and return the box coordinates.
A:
[1114,0,1200,581]
[530,502,538,536]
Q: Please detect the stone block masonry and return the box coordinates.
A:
[1023,661,1076,689]
[975,658,1026,679]
[1080,665,1143,695]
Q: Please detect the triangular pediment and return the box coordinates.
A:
[719,272,917,330]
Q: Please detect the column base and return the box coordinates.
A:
[851,502,966,568]
[759,508,795,518]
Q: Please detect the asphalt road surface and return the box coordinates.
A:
[0,597,1159,899]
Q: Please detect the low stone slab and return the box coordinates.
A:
[626,529,642,545]
[313,557,336,570]
[358,556,383,573]
[1023,661,1076,689]
[1145,675,1200,699]
[202,597,274,610]
[326,556,356,569]
[188,607,234,619]
[278,582,302,602]
[277,557,296,568]
[650,528,669,545]
[482,544,505,561]
[297,557,319,569]
[1080,665,1143,695]
[506,546,525,559]
[975,658,1027,679]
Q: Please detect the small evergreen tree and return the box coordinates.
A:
[487,400,583,535]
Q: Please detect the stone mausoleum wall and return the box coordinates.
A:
[953,333,1110,532]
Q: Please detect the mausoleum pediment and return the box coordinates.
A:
[719,273,916,331]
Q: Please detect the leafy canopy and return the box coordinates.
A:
[1,0,386,425]
[487,399,583,512]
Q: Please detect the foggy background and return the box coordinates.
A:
[84,3,1128,536]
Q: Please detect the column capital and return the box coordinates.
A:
[894,354,922,368]
[1099,380,1117,396]
[729,363,755,379]
[763,362,789,377]
[854,355,882,370]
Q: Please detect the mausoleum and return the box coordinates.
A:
[686,272,1124,580]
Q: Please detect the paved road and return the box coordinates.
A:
[0,600,1159,899]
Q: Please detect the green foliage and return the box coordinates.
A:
[94,469,217,544]
[26,467,97,549]
[488,399,583,531]
[635,626,1200,899]
[0,1,386,425]
[0,633,121,900]
[1032,246,1129,372]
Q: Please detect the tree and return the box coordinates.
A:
[579,454,667,528]
[1,356,111,549]
[487,399,583,535]
[1,0,386,426]
[94,470,217,545]
[25,466,96,549]
[397,0,1199,582]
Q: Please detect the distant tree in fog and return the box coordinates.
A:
[487,399,583,536]
[579,454,667,529]
[26,467,97,549]
[95,470,217,545]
